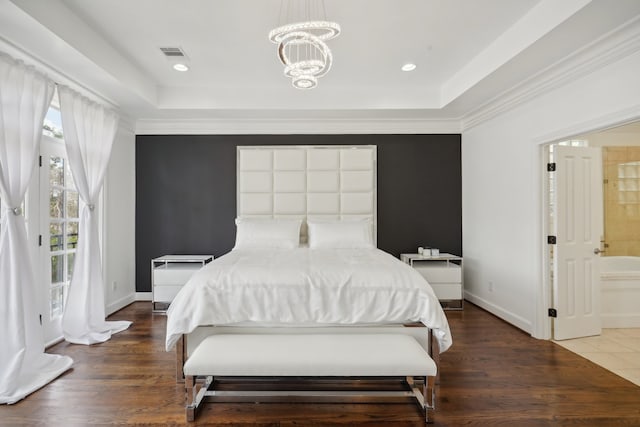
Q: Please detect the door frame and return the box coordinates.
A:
[535,111,640,340]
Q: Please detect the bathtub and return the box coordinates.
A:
[600,256,640,328]
[601,256,640,274]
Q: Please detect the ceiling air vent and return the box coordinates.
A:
[160,47,186,57]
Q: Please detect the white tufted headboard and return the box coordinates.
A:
[237,145,377,243]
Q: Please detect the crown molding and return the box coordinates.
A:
[135,117,462,135]
[1,35,137,135]
[117,115,136,133]
[461,17,640,131]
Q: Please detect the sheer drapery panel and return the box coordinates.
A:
[58,86,131,344]
[0,52,72,404]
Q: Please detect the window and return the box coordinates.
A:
[556,139,588,147]
[43,106,64,140]
[42,104,78,321]
[47,152,79,319]
[617,160,640,205]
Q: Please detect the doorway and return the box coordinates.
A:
[38,136,80,344]
[543,121,640,340]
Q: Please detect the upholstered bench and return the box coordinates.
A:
[183,334,437,423]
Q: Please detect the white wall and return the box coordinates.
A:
[104,123,136,315]
[462,49,640,338]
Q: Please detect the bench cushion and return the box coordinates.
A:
[183,334,436,377]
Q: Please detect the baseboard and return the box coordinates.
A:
[106,293,136,316]
[601,313,640,328]
[45,336,64,349]
[464,291,533,335]
[135,292,152,301]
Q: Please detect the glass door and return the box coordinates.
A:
[40,137,80,343]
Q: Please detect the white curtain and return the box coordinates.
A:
[58,86,131,345]
[0,53,73,404]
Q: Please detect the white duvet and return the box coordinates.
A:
[165,248,452,352]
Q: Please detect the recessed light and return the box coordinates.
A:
[401,63,417,72]
[173,63,189,72]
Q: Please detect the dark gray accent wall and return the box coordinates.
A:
[135,134,461,292]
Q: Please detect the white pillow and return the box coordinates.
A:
[233,218,301,250]
[307,219,374,249]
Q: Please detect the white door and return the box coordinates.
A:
[552,146,603,340]
[39,137,80,344]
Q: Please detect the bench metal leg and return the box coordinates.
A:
[425,375,435,424]
[185,376,195,422]
[185,375,214,422]
[185,375,435,423]
[406,375,436,425]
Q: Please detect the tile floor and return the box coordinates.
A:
[554,328,640,386]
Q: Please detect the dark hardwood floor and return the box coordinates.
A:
[2,302,640,426]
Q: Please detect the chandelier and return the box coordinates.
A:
[268,0,341,89]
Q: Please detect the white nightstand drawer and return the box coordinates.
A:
[153,263,203,285]
[154,285,184,302]
[414,264,461,283]
[401,253,463,310]
[151,255,213,312]
[430,283,463,300]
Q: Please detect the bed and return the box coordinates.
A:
[166,246,452,352]
[164,145,452,422]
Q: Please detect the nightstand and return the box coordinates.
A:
[151,255,213,312]
[401,253,463,310]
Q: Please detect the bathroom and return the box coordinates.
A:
[584,122,640,329]
[550,122,640,387]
